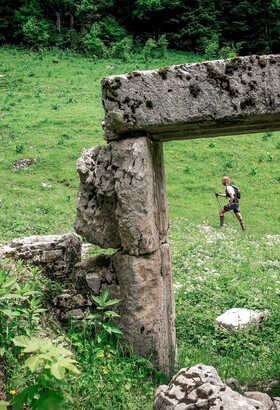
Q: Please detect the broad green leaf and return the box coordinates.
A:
[63,363,80,374]
[103,311,120,319]
[0,309,20,318]
[103,299,120,307]
[50,362,65,380]
[110,327,123,335]
[13,336,52,352]
[32,390,65,410]
[103,289,110,302]
[86,313,101,319]
[97,334,106,344]
[0,294,21,301]
[24,355,41,373]
[0,348,6,356]
[91,295,101,306]
[2,277,16,288]
[0,400,10,409]
[11,388,29,410]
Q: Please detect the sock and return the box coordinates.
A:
[220,216,224,227]
[240,219,245,231]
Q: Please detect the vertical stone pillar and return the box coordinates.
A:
[75,137,177,371]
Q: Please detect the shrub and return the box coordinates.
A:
[22,17,50,48]
[142,38,157,61]
[203,34,219,60]
[100,16,127,45]
[158,35,168,57]
[83,23,107,58]
[112,36,133,61]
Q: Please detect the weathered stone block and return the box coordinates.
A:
[102,55,280,142]
[75,145,120,249]
[5,233,82,274]
[75,137,169,255]
[112,242,176,370]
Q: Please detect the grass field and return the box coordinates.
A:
[1,46,280,408]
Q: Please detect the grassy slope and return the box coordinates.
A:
[1,47,280,404]
[1,47,279,242]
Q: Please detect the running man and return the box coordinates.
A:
[214,176,245,231]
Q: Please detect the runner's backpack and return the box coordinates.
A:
[231,184,241,199]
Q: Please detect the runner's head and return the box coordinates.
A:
[222,176,230,185]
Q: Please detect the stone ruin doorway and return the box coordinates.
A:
[74,55,280,371]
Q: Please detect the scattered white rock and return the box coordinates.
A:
[215,308,269,331]
[14,157,37,170]
[41,182,52,188]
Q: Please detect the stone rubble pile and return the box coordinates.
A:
[154,364,279,410]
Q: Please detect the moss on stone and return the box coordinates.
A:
[127,71,141,79]
[258,58,266,68]
[158,67,170,79]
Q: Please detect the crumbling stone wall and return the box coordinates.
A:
[75,54,280,371]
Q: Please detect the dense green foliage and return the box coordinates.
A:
[1,47,280,407]
[1,0,280,55]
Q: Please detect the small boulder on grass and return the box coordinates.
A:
[215,308,270,331]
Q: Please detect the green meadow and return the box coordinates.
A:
[1,46,280,408]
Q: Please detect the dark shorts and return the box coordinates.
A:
[224,203,240,213]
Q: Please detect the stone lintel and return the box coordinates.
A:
[102,55,280,142]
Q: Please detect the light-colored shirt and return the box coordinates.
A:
[226,185,235,197]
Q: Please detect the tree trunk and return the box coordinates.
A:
[55,11,61,33]
[70,13,74,30]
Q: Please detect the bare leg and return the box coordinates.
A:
[235,212,245,230]
[219,207,226,227]
[235,212,242,221]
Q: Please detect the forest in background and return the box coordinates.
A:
[1,0,280,58]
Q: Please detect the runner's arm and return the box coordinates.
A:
[228,192,234,206]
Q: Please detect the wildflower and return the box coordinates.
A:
[99,353,104,358]
[102,367,108,374]
[107,353,112,358]
[10,390,16,395]
[17,353,24,359]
